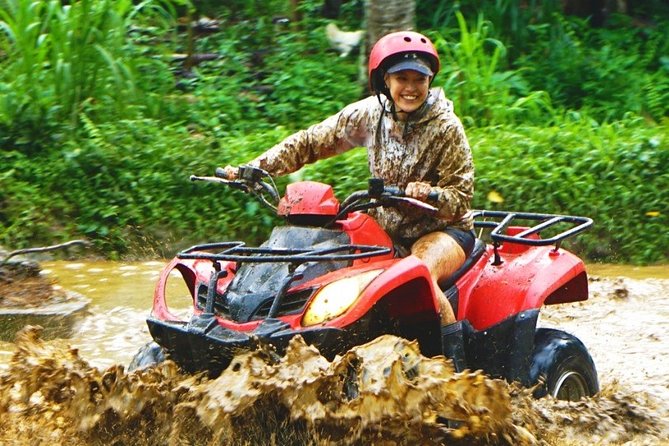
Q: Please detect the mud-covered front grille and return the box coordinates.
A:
[196,284,313,321]
[196,283,230,315]
[250,288,313,320]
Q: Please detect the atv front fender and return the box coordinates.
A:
[329,255,440,327]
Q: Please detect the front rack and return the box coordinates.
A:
[472,210,593,248]
[177,242,391,263]
[178,242,392,319]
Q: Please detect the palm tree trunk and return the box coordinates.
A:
[366,0,416,47]
[361,0,416,91]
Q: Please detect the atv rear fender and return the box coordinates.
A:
[459,245,588,331]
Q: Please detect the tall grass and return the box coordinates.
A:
[433,12,553,126]
[0,0,174,149]
[423,3,669,123]
[0,0,666,263]
[517,14,669,122]
[418,0,563,59]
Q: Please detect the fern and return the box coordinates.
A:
[79,112,115,153]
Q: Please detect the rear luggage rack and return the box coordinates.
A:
[473,210,593,265]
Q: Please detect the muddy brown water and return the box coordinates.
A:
[0,261,668,445]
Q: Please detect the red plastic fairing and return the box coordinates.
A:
[458,246,588,331]
[453,248,494,321]
[338,212,395,262]
[152,257,195,321]
[277,181,340,216]
[317,255,439,328]
[152,257,237,322]
[499,226,541,254]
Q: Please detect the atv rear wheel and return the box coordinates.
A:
[529,328,599,401]
[128,341,166,371]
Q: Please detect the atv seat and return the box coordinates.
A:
[439,238,486,291]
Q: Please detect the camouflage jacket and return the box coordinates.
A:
[250,88,474,239]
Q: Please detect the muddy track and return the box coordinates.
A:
[0,268,668,445]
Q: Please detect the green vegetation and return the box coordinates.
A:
[1,0,667,263]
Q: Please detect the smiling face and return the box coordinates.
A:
[384,70,431,119]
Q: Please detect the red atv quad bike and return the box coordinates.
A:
[131,166,598,401]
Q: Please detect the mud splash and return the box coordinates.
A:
[1,324,668,445]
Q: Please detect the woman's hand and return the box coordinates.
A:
[405,181,433,201]
[220,165,239,180]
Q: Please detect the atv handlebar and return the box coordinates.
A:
[193,168,440,221]
[214,166,231,180]
[190,169,592,248]
[215,165,269,183]
[367,178,439,202]
[332,178,438,222]
[192,165,280,209]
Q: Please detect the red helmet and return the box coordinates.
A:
[368,31,440,94]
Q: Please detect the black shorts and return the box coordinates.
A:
[444,227,476,256]
[396,228,476,257]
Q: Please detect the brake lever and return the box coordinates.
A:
[257,180,280,202]
[385,195,438,212]
[190,175,222,183]
[190,175,250,192]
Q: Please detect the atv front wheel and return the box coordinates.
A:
[128,341,166,371]
[529,328,599,401]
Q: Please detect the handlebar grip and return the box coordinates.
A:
[384,186,439,202]
[215,167,230,179]
[383,186,403,196]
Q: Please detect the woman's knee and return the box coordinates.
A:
[411,232,465,278]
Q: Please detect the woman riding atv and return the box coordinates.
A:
[222,31,474,370]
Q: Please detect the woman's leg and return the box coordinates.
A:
[411,231,466,324]
[412,231,469,371]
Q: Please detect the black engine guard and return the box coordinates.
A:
[149,308,541,382]
[147,314,350,376]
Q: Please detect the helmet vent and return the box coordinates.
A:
[404,36,411,42]
[420,38,427,43]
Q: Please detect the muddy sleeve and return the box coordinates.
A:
[248,101,371,177]
[433,119,474,221]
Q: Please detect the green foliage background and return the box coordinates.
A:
[0,0,667,263]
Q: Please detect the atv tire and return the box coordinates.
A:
[529,328,599,401]
[128,341,166,371]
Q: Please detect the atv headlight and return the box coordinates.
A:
[302,269,383,327]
